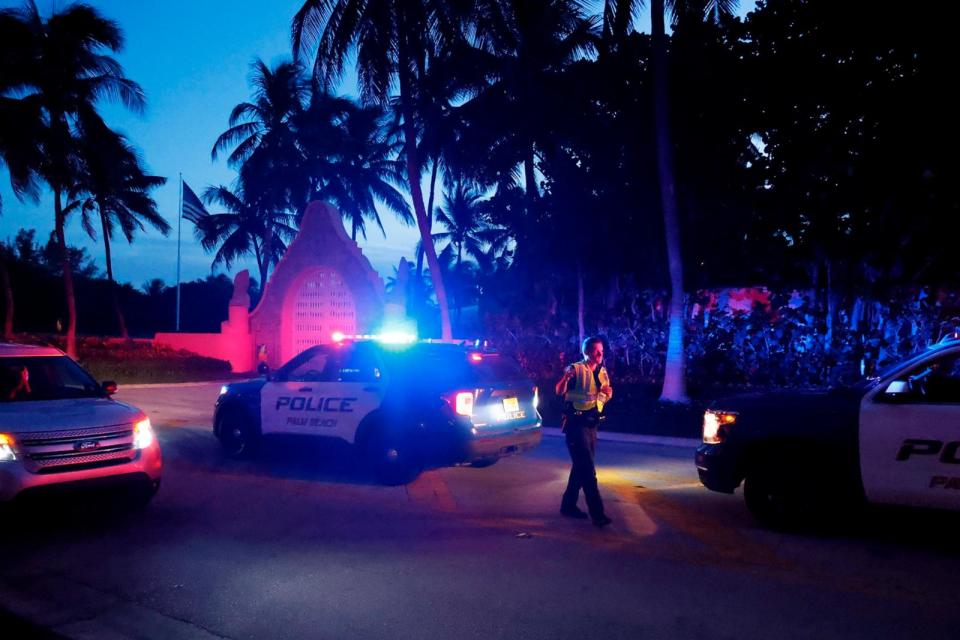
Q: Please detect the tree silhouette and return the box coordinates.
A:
[293,0,464,339]
[0,1,146,356]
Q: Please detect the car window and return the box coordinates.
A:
[380,345,527,388]
[324,344,381,383]
[285,349,330,382]
[0,356,102,402]
[897,352,960,403]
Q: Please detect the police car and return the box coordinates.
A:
[696,338,960,527]
[0,343,161,505]
[214,335,542,484]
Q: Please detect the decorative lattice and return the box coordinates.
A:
[292,268,357,354]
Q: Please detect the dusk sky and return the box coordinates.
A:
[0,0,756,289]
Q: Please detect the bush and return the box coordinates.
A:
[12,335,232,384]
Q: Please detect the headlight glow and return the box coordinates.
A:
[219,385,229,396]
[133,418,154,449]
[533,386,539,410]
[0,433,16,462]
[703,410,737,444]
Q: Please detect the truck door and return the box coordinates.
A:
[860,349,960,510]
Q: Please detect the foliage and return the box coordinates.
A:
[487,284,960,396]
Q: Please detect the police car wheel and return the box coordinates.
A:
[369,428,422,486]
[217,407,258,458]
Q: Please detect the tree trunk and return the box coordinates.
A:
[99,208,129,340]
[651,0,688,404]
[398,52,452,340]
[825,257,835,353]
[256,244,268,298]
[411,157,439,322]
[0,259,13,339]
[55,188,78,357]
[577,262,585,347]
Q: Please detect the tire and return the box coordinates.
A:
[743,465,807,530]
[367,425,422,486]
[216,406,259,458]
[469,457,499,469]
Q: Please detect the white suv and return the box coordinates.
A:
[0,343,161,505]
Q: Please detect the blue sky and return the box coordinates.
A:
[0,0,756,289]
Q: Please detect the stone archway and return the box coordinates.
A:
[282,267,358,363]
[247,202,386,369]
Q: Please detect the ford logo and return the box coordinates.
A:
[74,440,100,451]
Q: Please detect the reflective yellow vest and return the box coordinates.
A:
[564,361,611,413]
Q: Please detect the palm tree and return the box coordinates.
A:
[0,1,146,356]
[68,119,169,339]
[459,1,598,211]
[313,102,412,240]
[432,181,500,271]
[212,59,309,170]
[212,58,309,283]
[603,0,738,403]
[196,184,296,289]
[293,0,465,339]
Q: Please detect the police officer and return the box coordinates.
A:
[555,336,613,527]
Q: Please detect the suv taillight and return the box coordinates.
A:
[446,391,475,417]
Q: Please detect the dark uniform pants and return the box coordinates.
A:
[561,415,606,520]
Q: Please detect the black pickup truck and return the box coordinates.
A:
[696,340,960,527]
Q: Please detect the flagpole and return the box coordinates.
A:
[176,173,182,332]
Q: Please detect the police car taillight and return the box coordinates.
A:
[703,410,736,444]
[447,391,475,417]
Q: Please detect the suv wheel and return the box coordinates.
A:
[368,427,422,486]
[217,407,258,458]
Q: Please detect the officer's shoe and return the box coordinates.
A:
[560,506,589,519]
[592,515,613,528]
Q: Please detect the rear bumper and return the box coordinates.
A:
[464,422,542,462]
[695,443,741,494]
[0,442,162,502]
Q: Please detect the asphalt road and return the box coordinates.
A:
[2,382,960,640]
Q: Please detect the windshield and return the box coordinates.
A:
[855,347,944,391]
[0,356,103,402]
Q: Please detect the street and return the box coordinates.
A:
[2,383,960,640]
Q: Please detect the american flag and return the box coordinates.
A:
[181,181,209,224]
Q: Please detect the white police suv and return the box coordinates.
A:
[697,338,960,527]
[214,336,542,484]
[0,343,161,505]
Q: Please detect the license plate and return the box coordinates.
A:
[502,397,520,413]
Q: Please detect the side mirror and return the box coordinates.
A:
[101,380,118,396]
[257,362,270,377]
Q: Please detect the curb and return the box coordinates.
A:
[540,427,699,449]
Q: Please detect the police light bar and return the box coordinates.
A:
[331,331,417,344]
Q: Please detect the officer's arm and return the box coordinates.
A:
[555,369,572,396]
[601,368,613,398]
